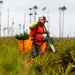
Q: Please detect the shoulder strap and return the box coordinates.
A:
[36,24,38,33]
[36,24,45,34]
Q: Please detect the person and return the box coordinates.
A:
[29,16,48,58]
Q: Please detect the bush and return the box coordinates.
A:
[15,32,29,40]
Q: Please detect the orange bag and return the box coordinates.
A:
[41,42,47,54]
[18,38,33,53]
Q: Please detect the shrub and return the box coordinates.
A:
[15,32,29,40]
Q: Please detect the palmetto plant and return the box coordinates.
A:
[58,7,62,38]
[29,8,33,24]
[42,7,46,16]
[33,5,38,22]
[0,38,28,75]
[58,6,67,38]
[0,38,75,75]
[70,50,75,63]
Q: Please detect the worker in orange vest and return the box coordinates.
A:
[29,16,48,58]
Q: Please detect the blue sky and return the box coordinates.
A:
[1,0,75,37]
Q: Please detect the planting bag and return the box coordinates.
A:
[18,38,33,53]
[41,42,47,54]
[18,37,47,54]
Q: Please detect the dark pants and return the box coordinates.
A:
[31,44,41,57]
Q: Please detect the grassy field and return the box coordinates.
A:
[0,37,75,75]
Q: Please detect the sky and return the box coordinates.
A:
[0,0,75,37]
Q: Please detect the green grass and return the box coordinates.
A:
[0,37,75,75]
[0,38,25,75]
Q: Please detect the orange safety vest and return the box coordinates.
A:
[29,24,45,46]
